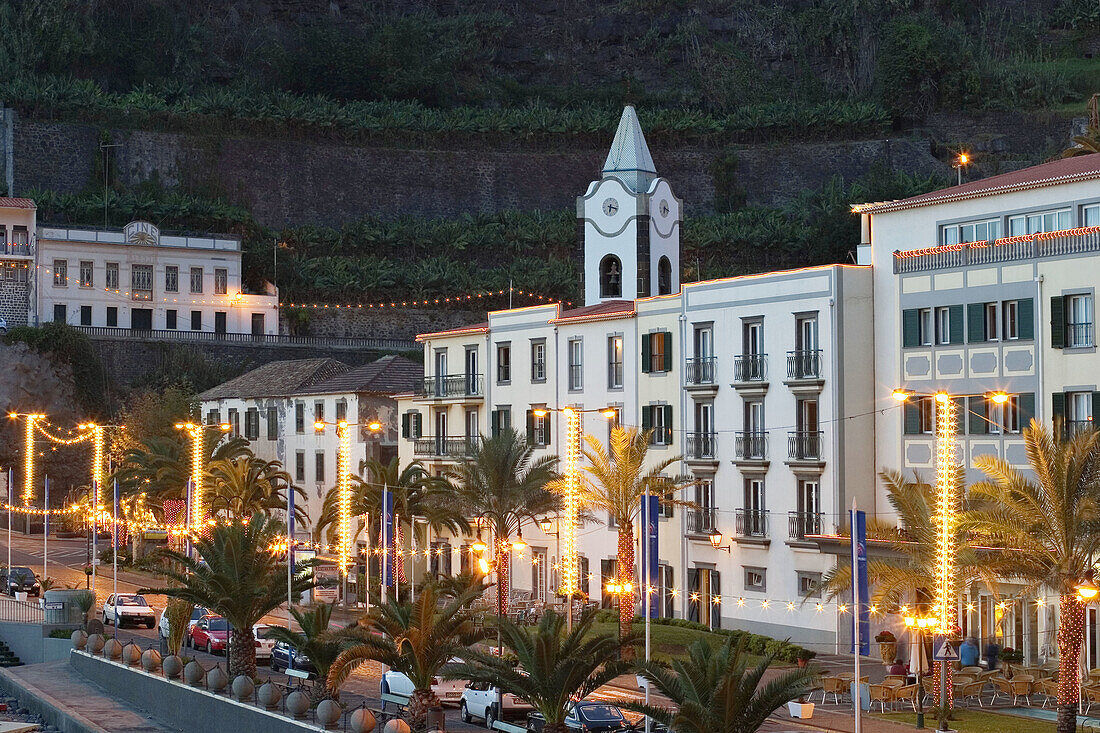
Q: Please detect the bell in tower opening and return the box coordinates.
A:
[578,106,682,306]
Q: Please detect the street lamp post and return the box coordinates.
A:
[174,421,231,545]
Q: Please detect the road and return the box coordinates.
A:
[0,531,653,731]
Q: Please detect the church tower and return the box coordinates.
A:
[578,105,682,306]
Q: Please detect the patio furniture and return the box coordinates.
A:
[893,683,921,711]
[1038,678,1059,708]
[884,674,908,686]
[867,683,895,713]
[955,676,988,708]
[822,676,847,704]
[992,674,1034,706]
[960,666,984,677]
[1084,684,1100,715]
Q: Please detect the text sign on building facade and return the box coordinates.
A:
[123,221,160,246]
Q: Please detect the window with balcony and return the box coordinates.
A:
[1085,204,1100,227]
[531,340,546,382]
[131,264,153,301]
[465,347,480,395]
[607,335,623,389]
[942,217,1001,246]
[190,267,203,294]
[79,261,93,288]
[739,478,767,537]
[165,266,178,293]
[1067,293,1094,348]
[214,268,228,295]
[736,400,766,459]
[790,398,821,460]
[1008,208,1070,236]
[642,404,672,445]
[687,479,715,534]
[496,343,511,384]
[10,226,27,247]
[106,262,119,291]
[568,338,583,390]
[791,479,821,539]
[53,260,67,286]
[789,315,821,379]
[643,331,672,373]
[1065,391,1093,438]
[688,402,715,459]
[688,325,715,385]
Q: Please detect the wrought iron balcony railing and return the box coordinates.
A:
[788,511,824,540]
[685,357,717,385]
[733,354,767,382]
[734,431,768,460]
[735,509,769,538]
[685,432,717,460]
[412,436,482,458]
[788,431,823,460]
[416,373,484,398]
[786,350,822,380]
[686,507,716,535]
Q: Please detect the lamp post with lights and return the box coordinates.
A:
[954,152,970,186]
[314,418,382,606]
[173,420,231,539]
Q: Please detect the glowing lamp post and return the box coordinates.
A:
[175,421,230,533]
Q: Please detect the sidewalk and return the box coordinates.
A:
[0,659,176,733]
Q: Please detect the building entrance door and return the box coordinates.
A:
[130,308,152,330]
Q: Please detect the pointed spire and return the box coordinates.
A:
[602,105,657,194]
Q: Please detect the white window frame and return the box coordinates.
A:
[942,218,1001,246]
[934,306,950,345]
[79,260,93,288]
[568,338,583,391]
[985,302,999,342]
[1067,293,1094,348]
[531,340,546,383]
[190,267,203,294]
[106,262,119,290]
[165,265,179,293]
[53,259,67,286]
[918,308,933,346]
[608,335,624,389]
[652,404,670,446]
[214,268,228,295]
[1008,208,1071,236]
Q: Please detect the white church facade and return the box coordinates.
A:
[394,106,877,650]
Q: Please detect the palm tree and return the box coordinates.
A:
[314,457,467,596]
[328,581,487,730]
[445,608,635,733]
[627,636,813,733]
[141,514,316,677]
[266,603,344,701]
[449,428,558,616]
[581,425,695,645]
[113,430,250,509]
[208,454,307,524]
[963,420,1100,733]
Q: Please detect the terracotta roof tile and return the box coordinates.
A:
[416,322,490,341]
[0,198,36,210]
[551,299,635,323]
[198,358,350,400]
[853,156,1100,214]
[298,355,423,395]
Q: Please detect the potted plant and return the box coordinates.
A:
[796,648,816,669]
[787,695,815,719]
[875,630,897,665]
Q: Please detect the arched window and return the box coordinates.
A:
[599,255,622,298]
[658,256,672,295]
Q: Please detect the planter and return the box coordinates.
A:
[44,589,89,625]
[787,701,814,719]
[878,641,897,665]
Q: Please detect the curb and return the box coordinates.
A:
[0,665,108,733]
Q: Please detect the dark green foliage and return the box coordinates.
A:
[3,322,108,415]
[629,616,816,664]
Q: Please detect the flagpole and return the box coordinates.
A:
[6,468,11,576]
[287,475,294,624]
[643,489,651,733]
[381,483,389,606]
[852,498,862,733]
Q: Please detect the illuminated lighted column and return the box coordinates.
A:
[336,420,352,577]
[933,392,958,709]
[559,408,581,600]
[23,414,41,506]
[91,424,105,509]
[174,423,206,531]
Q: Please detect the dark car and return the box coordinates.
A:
[0,567,40,597]
[528,703,629,733]
[270,640,316,676]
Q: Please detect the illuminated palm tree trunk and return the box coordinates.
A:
[1058,593,1085,733]
[496,538,510,616]
[617,519,635,654]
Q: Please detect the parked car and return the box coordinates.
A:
[270,640,315,675]
[158,605,211,640]
[189,615,230,654]
[102,594,156,628]
[0,316,7,335]
[527,703,629,733]
[461,682,533,727]
[252,623,275,660]
[0,567,40,597]
[382,662,467,707]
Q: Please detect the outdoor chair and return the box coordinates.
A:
[955,677,988,707]
[884,674,908,686]
[1084,685,1100,715]
[822,676,847,704]
[992,675,1034,706]
[960,666,984,677]
[867,683,895,713]
[1038,679,1059,708]
[893,684,921,711]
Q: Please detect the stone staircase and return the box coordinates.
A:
[0,641,22,668]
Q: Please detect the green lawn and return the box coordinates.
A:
[874,709,1054,733]
[587,621,763,664]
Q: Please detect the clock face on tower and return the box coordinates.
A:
[659,199,670,217]
[603,198,619,216]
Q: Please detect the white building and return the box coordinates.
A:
[856,154,1100,665]
[394,107,875,649]
[198,355,422,533]
[0,204,280,335]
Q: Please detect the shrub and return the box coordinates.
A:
[629,615,815,663]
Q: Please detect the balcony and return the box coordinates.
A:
[733,354,767,383]
[734,431,768,460]
[685,432,717,460]
[685,357,717,387]
[1066,322,1094,348]
[415,373,484,399]
[3,243,30,257]
[735,509,769,538]
[786,350,822,380]
[412,436,482,459]
[892,226,1100,274]
[789,512,824,540]
[788,431,823,461]
[686,507,716,535]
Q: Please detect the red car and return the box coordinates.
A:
[189,615,230,655]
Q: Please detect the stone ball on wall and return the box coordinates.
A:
[162,654,183,679]
[184,659,205,686]
[231,673,254,701]
[70,630,87,650]
[286,690,310,719]
[350,708,377,733]
[257,681,282,710]
[103,637,123,660]
[384,718,411,733]
[316,699,342,728]
[207,665,229,693]
[86,633,105,653]
[140,647,161,672]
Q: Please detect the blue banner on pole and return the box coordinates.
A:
[113,480,121,550]
[850,509,870,656]
[382,488,395,587]
[645,494,660,618]
[44,476,49,535]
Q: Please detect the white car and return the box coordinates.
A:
[382,662,467,707]
[158,606,211,640]
[0,315,7,335]
[461,682,533,727]
[103,594,156,628]
[253,623,275,660]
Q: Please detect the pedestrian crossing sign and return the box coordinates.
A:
[933,637,959,662]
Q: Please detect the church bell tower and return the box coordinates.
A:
[577,106,682,306]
